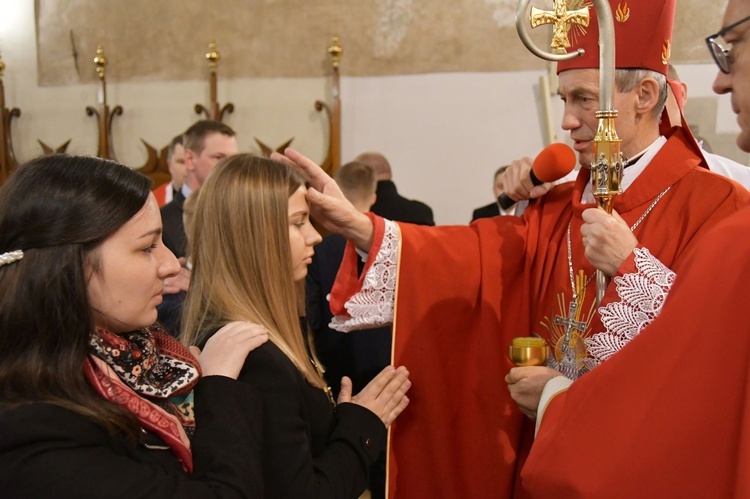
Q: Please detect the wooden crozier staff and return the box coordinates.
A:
[195,41,234,122]
[0,52,20,186]
[86,45,122,160]
[315,35,343,177]
[515,0,622,306]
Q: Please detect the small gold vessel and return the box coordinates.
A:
[509,337,549,366]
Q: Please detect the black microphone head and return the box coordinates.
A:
[497,192,516,211]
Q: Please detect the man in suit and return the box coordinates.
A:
[152,134,187,207]
[471,165,509,221]
[161,120,237,258]
[355,152,435,225]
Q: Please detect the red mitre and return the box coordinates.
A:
[556,0,675,75]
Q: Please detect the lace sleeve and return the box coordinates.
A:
[330,219,399,332]
[585,247,676,366]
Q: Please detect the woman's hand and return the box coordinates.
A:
[338,366,411,428]
[191,321,269,379]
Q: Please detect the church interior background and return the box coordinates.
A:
[0,0,741,224]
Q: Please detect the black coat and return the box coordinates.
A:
[370,181,434,226]
[161,192,187,258]
[237,340,385,499]
[0,376,263,498]
[305,234,391,396]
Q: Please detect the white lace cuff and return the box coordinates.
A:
[329,219,399,332]
[585,247,675,366]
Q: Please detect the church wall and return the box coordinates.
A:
[0,1,742,225]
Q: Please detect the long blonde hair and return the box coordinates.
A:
[181,154,326,388]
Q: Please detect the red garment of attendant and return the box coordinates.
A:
[522,202,750,499]
[152,181,172,207]
[331,127,749,499]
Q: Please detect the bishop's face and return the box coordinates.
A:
[557,69,639,168]
[713,0,750,153]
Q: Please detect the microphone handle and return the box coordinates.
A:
[496,169,545,210]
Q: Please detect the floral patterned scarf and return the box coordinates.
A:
[83,325,201,472]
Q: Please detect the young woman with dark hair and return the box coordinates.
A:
[0,155,266,498]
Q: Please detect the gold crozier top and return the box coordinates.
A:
[530,0,590,54]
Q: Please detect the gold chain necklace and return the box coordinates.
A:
[309,356,336,408]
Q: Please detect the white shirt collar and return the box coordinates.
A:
[181,184,194,199]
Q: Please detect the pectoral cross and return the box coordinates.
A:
[554,300,586,345]
[554,299,587,375]
[530,0,590,54]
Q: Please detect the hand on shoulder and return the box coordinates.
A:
[191,321,269,379]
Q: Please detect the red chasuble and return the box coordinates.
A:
[521,202,750,498]
[331,128,749,499]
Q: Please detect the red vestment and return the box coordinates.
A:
[331,128,749,498]
[521,201,750,498]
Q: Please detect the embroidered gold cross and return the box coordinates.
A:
[530,0,590,54]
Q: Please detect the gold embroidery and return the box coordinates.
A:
[615,2,630,23]
[540,270,596,374]
[662,39,671,66]
[568,0,593,48]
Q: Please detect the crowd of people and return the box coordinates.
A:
[2,0,750,497]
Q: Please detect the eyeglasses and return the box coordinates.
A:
[706,14,750,74]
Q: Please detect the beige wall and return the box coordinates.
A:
[0,1,743,225]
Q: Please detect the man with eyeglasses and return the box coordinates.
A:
[712,4,750,153]
[519,2,750,496]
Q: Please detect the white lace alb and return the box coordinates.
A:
[330,220,399,332]
[585,247,675,366]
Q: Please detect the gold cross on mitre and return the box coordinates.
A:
[530,0,591,54]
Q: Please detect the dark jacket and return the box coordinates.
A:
[306,234,392,396]
[370,180,435,226]
[160,191,187,258]
[157,290,187,338]
[237,340,385,499]
[0,376,263,498]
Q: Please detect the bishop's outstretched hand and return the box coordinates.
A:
[272,148,376,251]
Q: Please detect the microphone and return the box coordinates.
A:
[497,143,577,210]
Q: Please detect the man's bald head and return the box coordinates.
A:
[355,152,392,180]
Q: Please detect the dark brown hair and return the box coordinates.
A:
[0,154,151,436]
[183,120,236,155]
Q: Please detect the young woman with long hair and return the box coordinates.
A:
[182,154,411,498]
[0,155,266,498]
